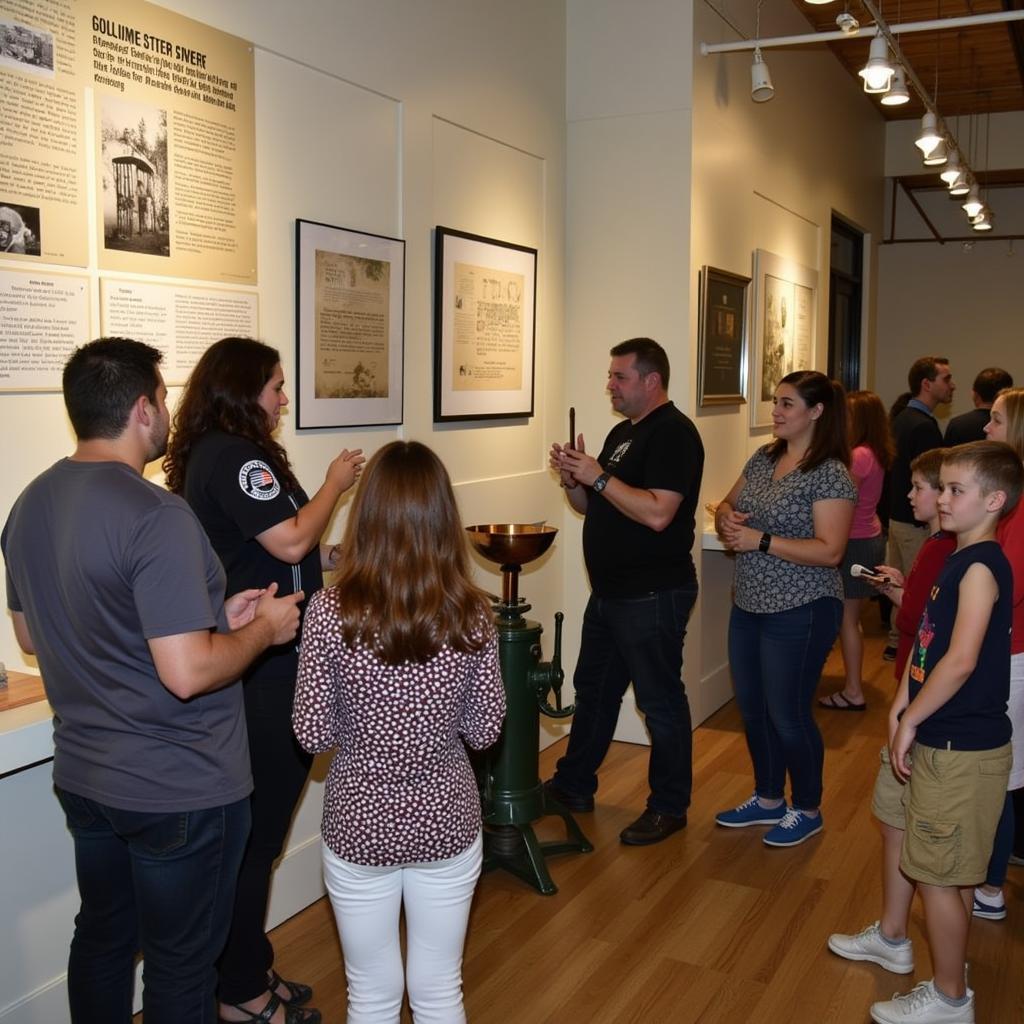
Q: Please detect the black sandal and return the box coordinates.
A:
[268,969,313,1006]
[219,992,322,1024]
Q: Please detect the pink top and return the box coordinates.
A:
[849,445,884,539]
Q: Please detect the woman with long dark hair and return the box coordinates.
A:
[714,370,855,847]
[293,441,505,1023]
[164,337,364,1024]
[820,389,895,710]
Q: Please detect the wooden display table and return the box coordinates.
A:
[0,669,46,712]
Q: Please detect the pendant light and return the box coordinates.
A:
[915,112,942,157]
[881,66,910,105]
[939,150,961,184]
[751,47,774,102]
[859,32,895,93]
[923,136,948,166]
[949,169,970,196]
[961,183,983,219]
[972,208,993,232]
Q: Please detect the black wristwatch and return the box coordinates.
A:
[592,472,610,493]
[758,532,772,553]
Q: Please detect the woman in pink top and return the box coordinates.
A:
[821,390,894,710]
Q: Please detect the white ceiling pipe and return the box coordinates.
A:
[700,9,1024,56]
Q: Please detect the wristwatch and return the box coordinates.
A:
[592,472,611,493]
[758,532,772,553]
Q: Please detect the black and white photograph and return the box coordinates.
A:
[100,96,171,258]
[0,20,54,77]
[0,202,41,256]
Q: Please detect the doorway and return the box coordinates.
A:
[827,216,864,392]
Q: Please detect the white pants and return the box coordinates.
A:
[322,833,483,1024]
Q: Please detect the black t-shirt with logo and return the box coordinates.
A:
[183,430,323,683]
[582,402,704,598]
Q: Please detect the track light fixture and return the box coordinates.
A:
[751,47,774,102]
[923,136,948,166]
[961,184,983,219]
[880,66,910,105]
[949,169,971,195]
[972,208,993,231]
[915,112,942,157]
[859,32,895,92]
[939,150,961,185]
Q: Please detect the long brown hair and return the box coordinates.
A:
[765,370,850,471]
[847,390,895,470]
[332,441,493,664]
[163,337,298,494]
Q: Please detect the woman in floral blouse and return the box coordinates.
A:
[293,441,505,1024]
[714,370,855,848]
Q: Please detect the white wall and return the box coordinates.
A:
[1,4,568,1022]
[875,112,1024,418]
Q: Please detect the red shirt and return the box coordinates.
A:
[894,531,956,680]
[997,501,1024,656]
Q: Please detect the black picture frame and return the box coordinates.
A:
[697,265,750,407]
[433,225,537,422]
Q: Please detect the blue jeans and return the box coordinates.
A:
[728,597,842,811]
[553,585,698,817]
[56,787,250,1024]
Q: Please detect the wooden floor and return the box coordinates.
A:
[267,609,1024,1023]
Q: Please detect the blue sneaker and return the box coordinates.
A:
[763,808,823,847]
[715,794,787,828]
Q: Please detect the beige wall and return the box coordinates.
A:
[875,112,1024,419]
[0,0,569,677]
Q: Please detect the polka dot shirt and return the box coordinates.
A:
[293,586,506,866]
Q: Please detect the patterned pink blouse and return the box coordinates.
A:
[293,586,506,866]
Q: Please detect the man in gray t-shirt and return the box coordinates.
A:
[2,338,302,1023]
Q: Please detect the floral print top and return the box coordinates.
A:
[293,587,506,865]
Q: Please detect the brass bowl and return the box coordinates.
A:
[466,523,558,568]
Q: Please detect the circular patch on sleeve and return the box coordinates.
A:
[238,460,281,501]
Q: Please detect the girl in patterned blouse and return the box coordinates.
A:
[714,371,856,848]
[293,440,506,1024]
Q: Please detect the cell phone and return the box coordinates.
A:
[851,563,890,586]
[568,406,575,450]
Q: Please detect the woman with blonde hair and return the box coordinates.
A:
[820,389,894,711]
[293,441,506,1024]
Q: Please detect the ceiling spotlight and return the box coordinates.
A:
[805,0,835,5]
[859,33,894,93]
[940,150,961,185]
[949,170,971,196]
[923,136,948,167]
[881,66,909,105]
[914,112,942,157]
[962,184,983,219]
[972,208,994,232]
[751,47,774,103]
[836,11,860,33]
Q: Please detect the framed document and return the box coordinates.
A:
[750,249,818,428]
[697,265,749,407]
[433,226,537,422]
[295,219,405,429]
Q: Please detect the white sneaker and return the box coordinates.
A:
[870,980,975,1023]
[827,921,914,974]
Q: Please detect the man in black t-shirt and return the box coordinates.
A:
[547,338,705,845]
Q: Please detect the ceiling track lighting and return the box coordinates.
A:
[961,183,983,219]
[859,32,895,92]
[939,150,961,185]
[751,47,775,102]
[948,169,971,195]
[880,65,910,105]
[923,137,948,166]
[915,111,942,157]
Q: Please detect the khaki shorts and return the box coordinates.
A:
[871,745,907,830]
[900,741,1012,887]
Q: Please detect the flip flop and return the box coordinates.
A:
[818,691,867,712]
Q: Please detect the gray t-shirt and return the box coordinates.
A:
[732,447,856,614]
[2,459,252,812]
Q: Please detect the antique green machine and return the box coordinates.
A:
[466,523,593,895]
